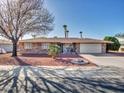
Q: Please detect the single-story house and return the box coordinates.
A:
[0,40,12,53]
[19,37,112,54]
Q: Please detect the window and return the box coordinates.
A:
[42,43,49,49]
[24,43,32,49]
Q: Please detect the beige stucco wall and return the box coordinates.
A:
[101,44,106,53]
[19,42,24,50]
[75,43,80,53]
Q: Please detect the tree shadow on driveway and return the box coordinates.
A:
[0,58,124,93]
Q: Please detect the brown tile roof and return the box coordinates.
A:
[19,38,112,44]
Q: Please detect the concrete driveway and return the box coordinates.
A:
[80,54,124,68]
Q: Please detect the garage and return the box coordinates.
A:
[80,44,102,53]
[0,40,12,53]
[0,44,13,52]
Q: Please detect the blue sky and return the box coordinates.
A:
[44,0,124,39]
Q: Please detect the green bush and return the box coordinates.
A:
[104,36,120,51]
[48,44,60,58]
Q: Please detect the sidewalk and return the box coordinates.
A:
[0,65,97,71]
[80,54,124,68]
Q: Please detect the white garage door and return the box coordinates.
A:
[80,44,102,53]
[0,44,13,52]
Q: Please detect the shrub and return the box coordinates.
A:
[104,36,120,51]
[48,44,60,59]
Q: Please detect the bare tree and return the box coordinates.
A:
[0,0,54,56]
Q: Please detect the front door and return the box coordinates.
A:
[63,44,74,54]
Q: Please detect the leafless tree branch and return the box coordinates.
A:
[0,0,54,56]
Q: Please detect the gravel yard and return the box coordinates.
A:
[0,54,95,66]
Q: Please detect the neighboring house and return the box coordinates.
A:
[0,40,12,53]
[116,37,124,52]
[19,38,111,54]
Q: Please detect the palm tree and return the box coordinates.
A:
[32,34,37,39]
[80,31,83,38]
[63,25,67,38]
[66,30,69,38]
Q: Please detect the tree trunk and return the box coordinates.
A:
[12,41,17,57]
